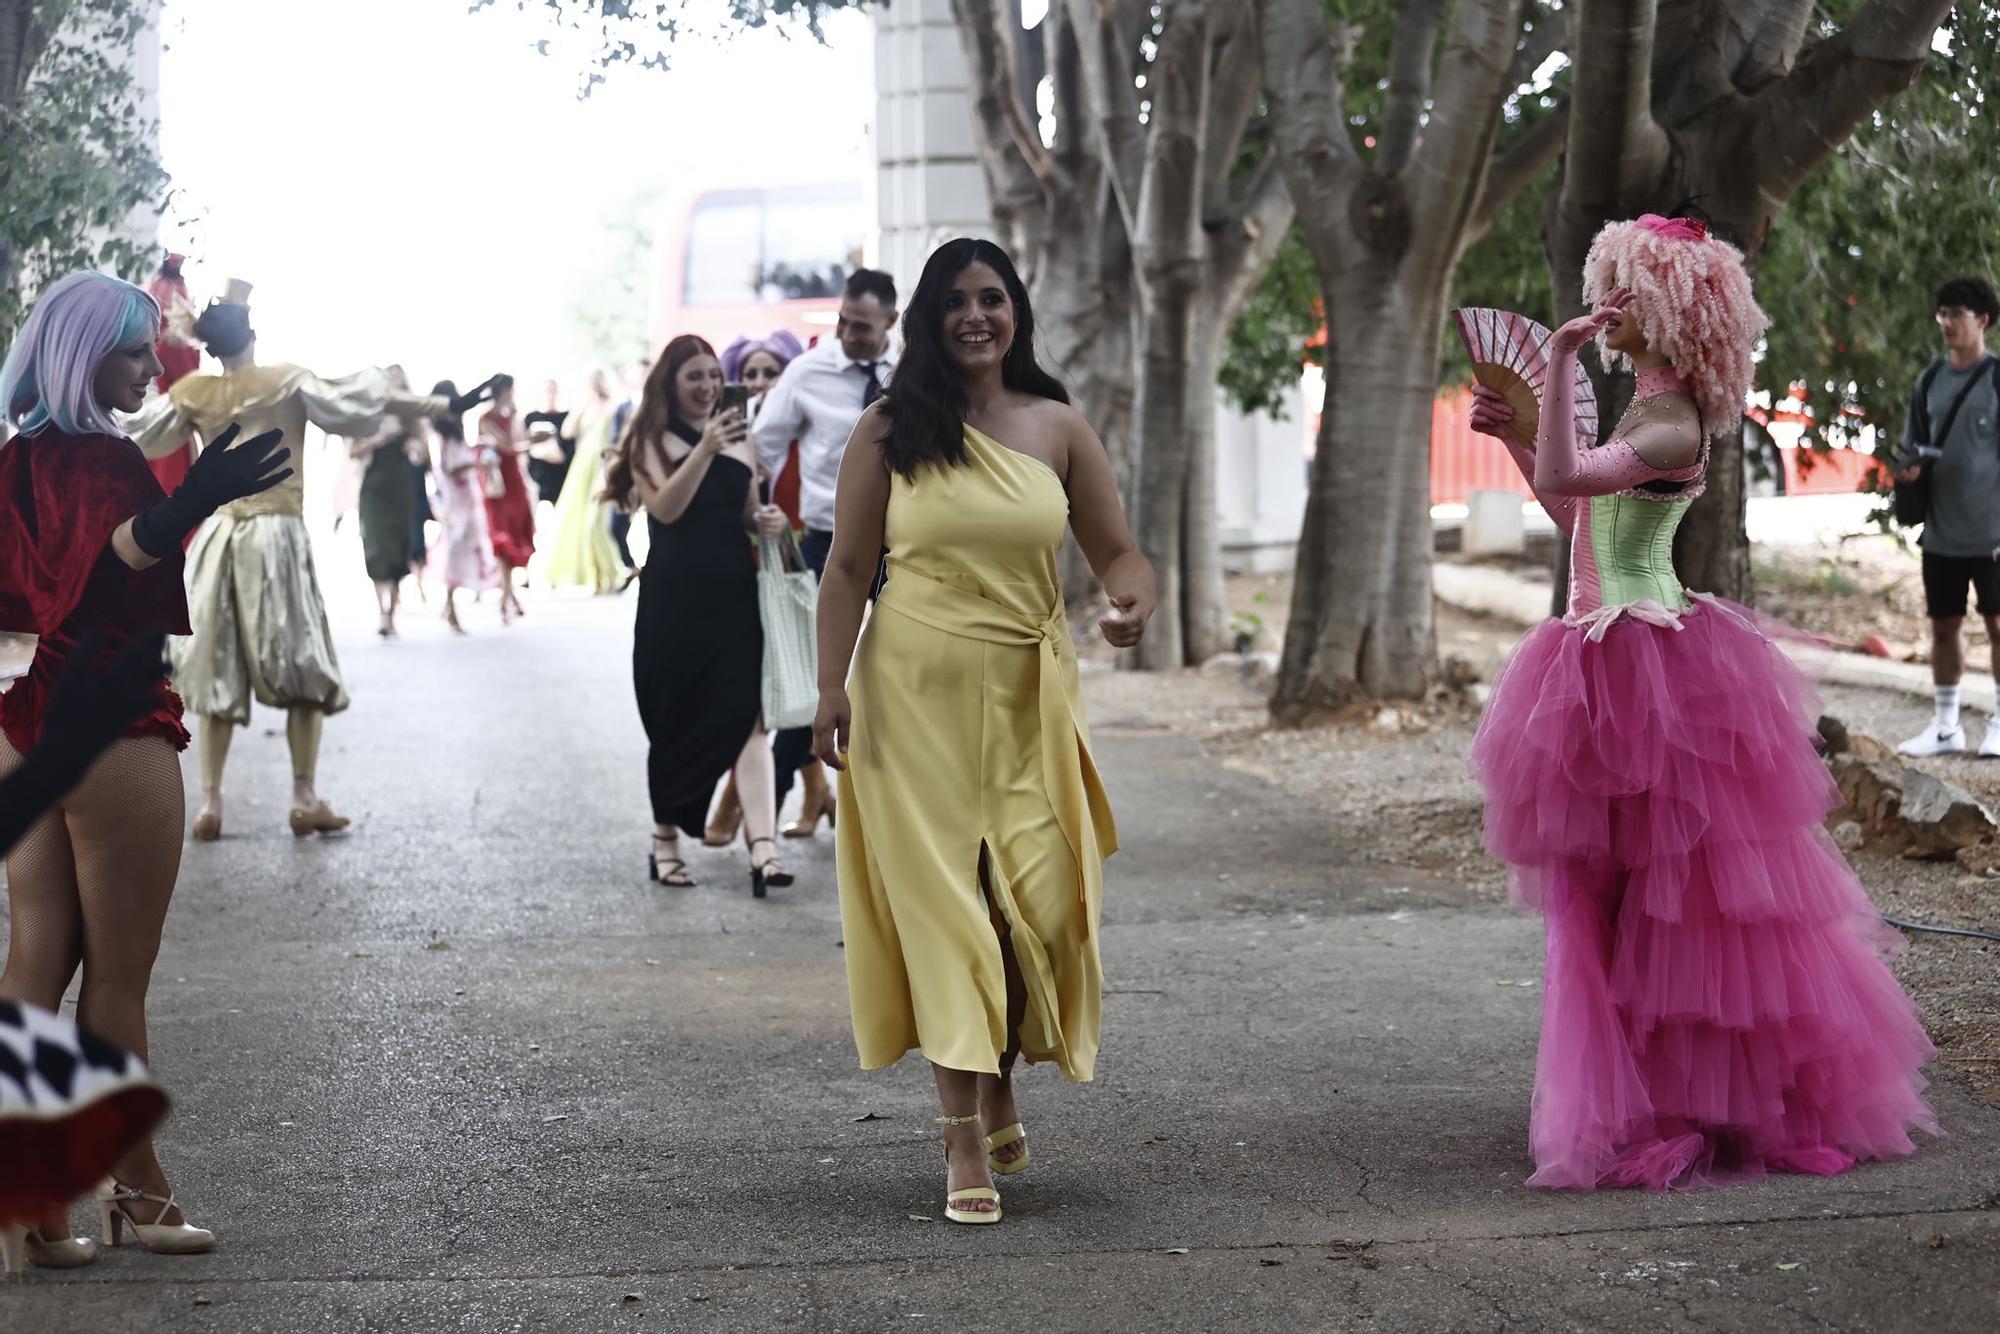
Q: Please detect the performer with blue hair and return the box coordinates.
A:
[0,269,292,1262]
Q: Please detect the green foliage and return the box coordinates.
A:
[0,0,170,336]
[1219,227,1320,418]
[469,0,880,94]
[1757,4,2000,462]
[566,188,668,369]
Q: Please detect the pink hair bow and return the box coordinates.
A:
[1635,213,1708,242]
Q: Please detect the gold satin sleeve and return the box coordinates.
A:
[121,391,192,460]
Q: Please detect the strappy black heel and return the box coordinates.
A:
[748,836,794,898]
[649,834,694,887]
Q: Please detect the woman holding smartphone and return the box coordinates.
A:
[602,335,794,894]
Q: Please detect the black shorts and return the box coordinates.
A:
[1921,551,2000,619]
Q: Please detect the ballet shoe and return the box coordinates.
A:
[289,801,351,837]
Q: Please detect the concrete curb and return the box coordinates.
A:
[1431,560,1995,712]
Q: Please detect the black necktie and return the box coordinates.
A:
[861,361,882,408]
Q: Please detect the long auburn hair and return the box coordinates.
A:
[602,333,715,504]
[880,238,1068,481]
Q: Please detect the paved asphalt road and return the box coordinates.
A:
[4,592,1996,1332]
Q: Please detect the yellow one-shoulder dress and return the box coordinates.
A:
[837,425,1118,1082]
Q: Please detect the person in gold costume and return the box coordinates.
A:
[812,239,1155,1227]
[124,280,493,840]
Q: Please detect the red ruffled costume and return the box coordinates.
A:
[0,430,192,754]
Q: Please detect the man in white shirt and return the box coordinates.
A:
[751,267,898,816]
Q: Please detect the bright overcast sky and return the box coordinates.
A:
[155,0,873,390]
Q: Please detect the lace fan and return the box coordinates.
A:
[1451,307,1599,453]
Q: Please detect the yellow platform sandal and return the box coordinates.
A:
[983,1122,1031,1176]
[937,1114,1003,1225]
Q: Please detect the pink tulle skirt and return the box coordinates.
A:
[1470,598,1938,1190]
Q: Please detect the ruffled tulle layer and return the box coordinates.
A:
[1470,600,1938,1190]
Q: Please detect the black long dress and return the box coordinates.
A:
[633,424,762,836]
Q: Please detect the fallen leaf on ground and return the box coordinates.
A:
[1776,1262,1802,1271]
[854,1112,888,1122]
[906,1214,932,1222]
[1163,1247,1190,1255]
[622,1293,643,1303]
[542,1114,568,1124]
[425,940,452,952]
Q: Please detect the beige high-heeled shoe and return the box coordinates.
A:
[0,1226,87,1275]
[96,1180,215,1254]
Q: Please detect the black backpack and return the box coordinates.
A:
[1893,353,2000,527]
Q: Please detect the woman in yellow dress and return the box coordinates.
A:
[812,239,1155,1226]
[546,369,626,593]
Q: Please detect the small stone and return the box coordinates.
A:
[1833,821,1865,852]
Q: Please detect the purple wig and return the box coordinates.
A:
[721,329,805,382]
[1,271,162,438]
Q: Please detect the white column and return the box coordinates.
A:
[868,0,994,295]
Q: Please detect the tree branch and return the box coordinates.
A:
[1201,3,1264,223]
[1720,0,1816,91]
[951,0,1060,187]
[1066,0,1150,236]
[1747,0,1953,206]
[1468,101,1569,242]
[1379,0,1448,174]
[1506,5,1567,89]
[1410,0,1535,261]
[1212,154,1297,323]
[1132,0,1208,283]
[1252,0,1361,234]
[1560,0,1669,217]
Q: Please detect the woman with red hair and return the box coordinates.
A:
[1467,213,1937,1191]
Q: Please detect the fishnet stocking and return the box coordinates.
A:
[0,733,84,1007]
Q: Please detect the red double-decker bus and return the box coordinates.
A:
[647,181,867,354]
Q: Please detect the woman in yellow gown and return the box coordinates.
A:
[812,239,1155,1226]
[546,369,626,593]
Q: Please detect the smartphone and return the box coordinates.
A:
[720,382,750,415]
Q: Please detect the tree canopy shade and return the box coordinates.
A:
[1758,3,2000,472]
[468,0,879,94]
[0,0,169,333]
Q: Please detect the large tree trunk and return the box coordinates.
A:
[1179,326,1227,664]
[1545,0,1954,602]
[1272,276,1445,714]
[1258,0,1535,711]
[1128,254,1203,669]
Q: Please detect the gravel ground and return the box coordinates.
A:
[1079,569,2000,1105]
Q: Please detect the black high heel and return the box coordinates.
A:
[649,836,694,887]
[748,836,793,898]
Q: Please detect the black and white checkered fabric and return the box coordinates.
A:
[0,999,155,1118]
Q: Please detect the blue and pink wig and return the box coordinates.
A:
[1,271,162,438]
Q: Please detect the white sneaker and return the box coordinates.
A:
[1980,720,2000,759]
[1898,723,1967,757]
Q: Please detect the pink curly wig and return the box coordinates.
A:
[1581,216,1768,436]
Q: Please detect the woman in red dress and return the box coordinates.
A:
[0,271,290,1262]
[478,374,535,622]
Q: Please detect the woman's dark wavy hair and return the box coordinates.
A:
[429,381,465,441]
[602,333,716,504]
[880,238,1067,481]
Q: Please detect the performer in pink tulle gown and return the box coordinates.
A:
[1466,211,1938,1191]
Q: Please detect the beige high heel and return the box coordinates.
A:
[936,1114,1002,1225]
[2,1223,99,1276]
[96,1180,215,1254]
